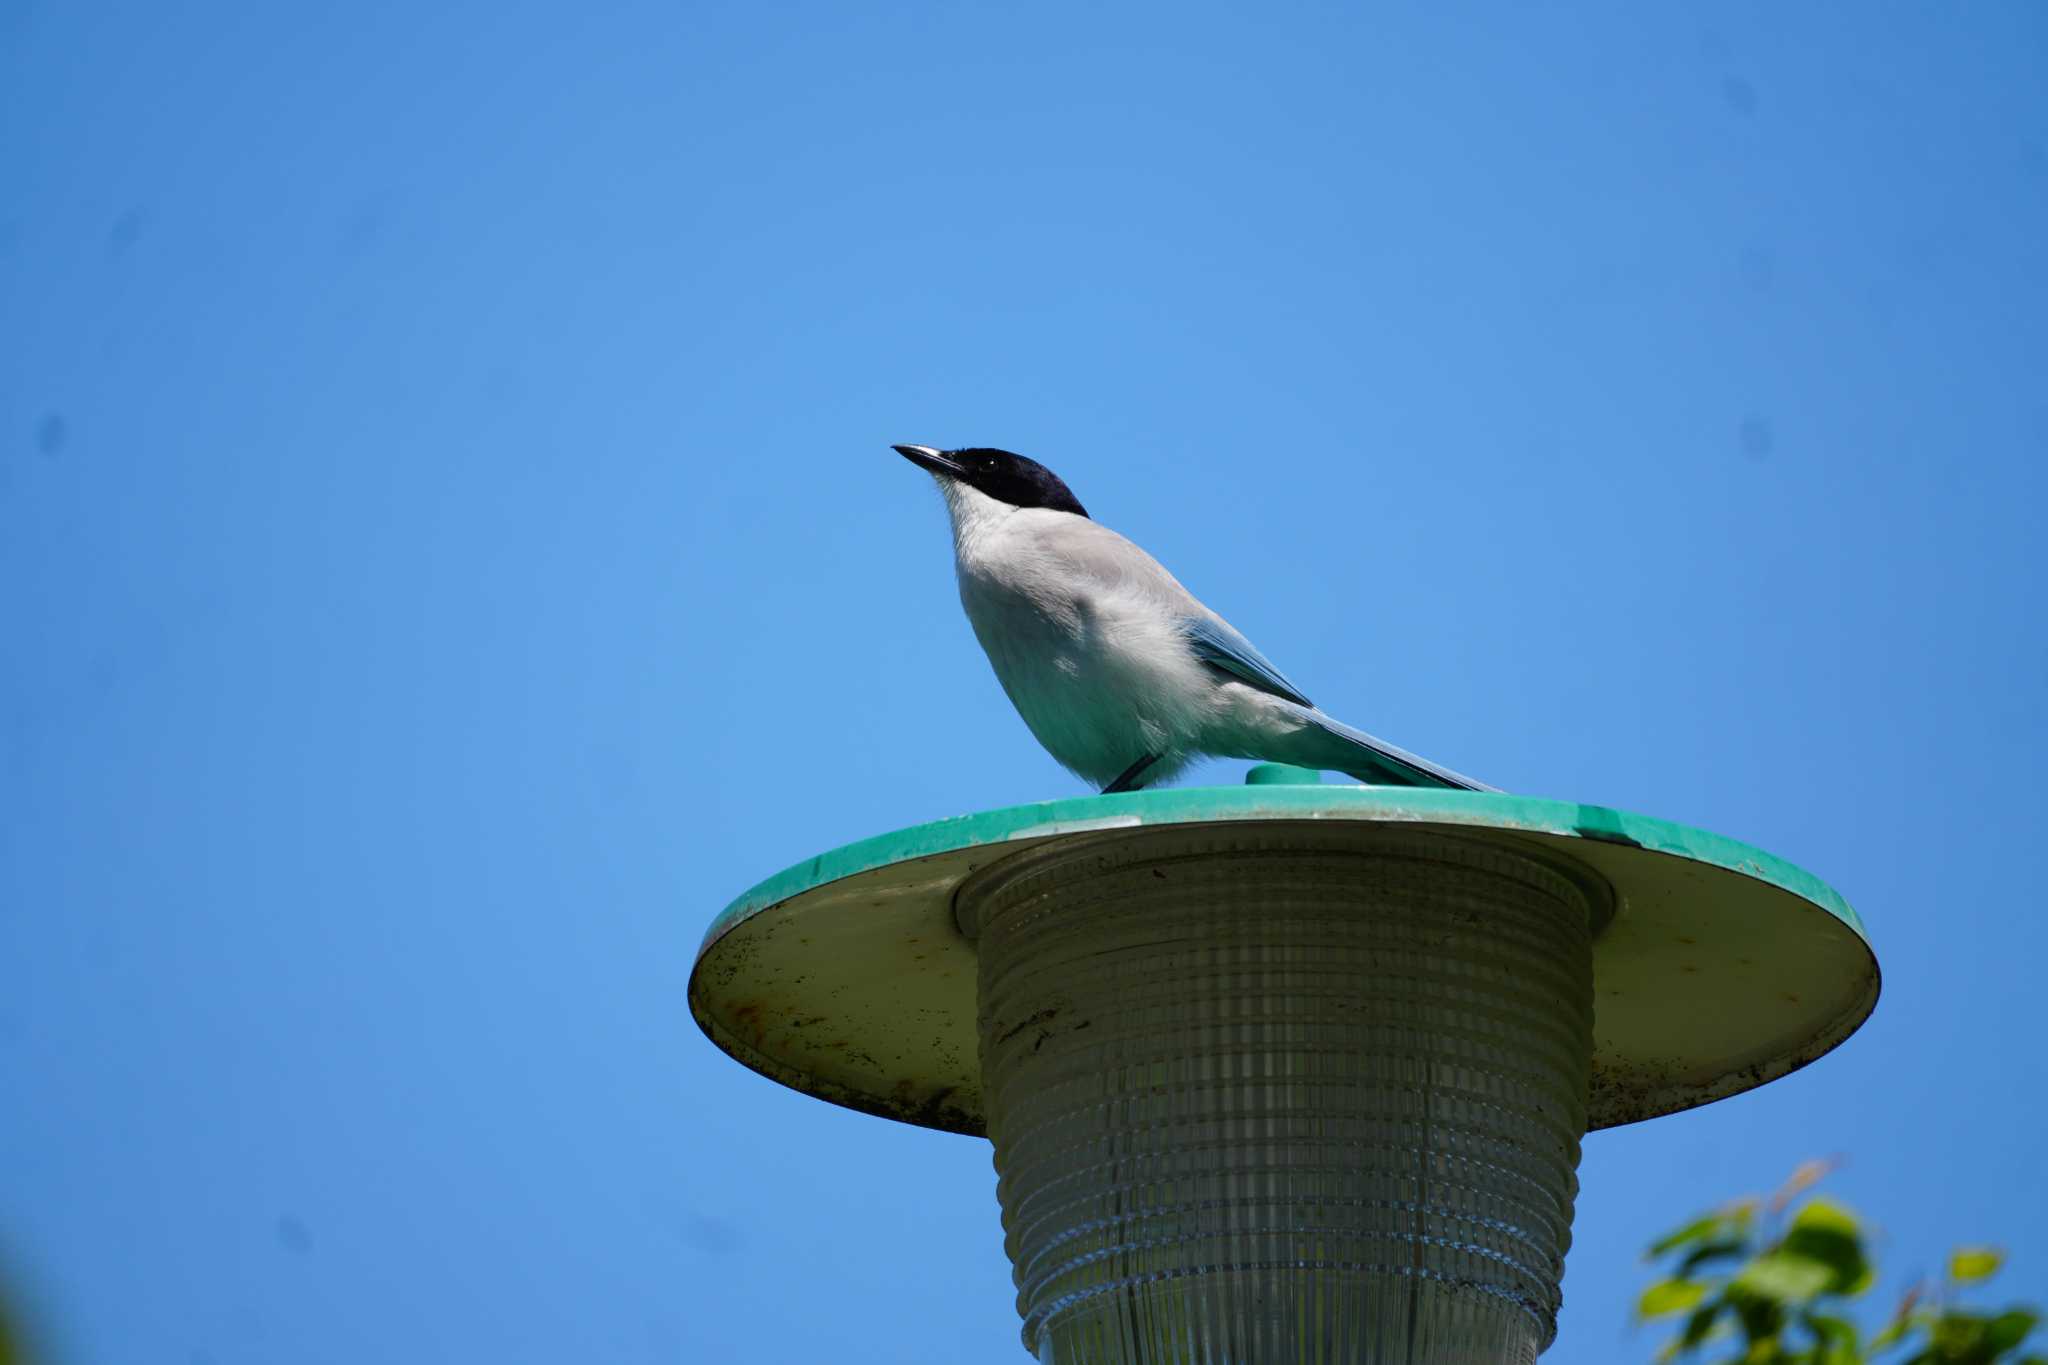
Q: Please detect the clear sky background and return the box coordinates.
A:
[3,2,2044,1361]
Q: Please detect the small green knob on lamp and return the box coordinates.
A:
[1244,762,1323,785]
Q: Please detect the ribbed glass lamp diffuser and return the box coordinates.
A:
[957,826,1595,1365]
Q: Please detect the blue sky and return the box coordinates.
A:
[3,2,2044,1360]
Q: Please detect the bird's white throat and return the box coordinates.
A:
[935,477,1023,558]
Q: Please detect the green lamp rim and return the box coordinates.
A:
[703,781,1864,957]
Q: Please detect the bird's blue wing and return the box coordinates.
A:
[1181,615,1315,708]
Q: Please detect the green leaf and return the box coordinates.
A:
[1780,1202,1872,1297]
[1805,1312,1858,1347]
[1640,1278,1711,1319]
[1951,1247,2006,1283]
[1682,1238,1758,1277]
[1654,1215,1735,1257]
[1733,1289,1791,1345]
[1739,1334,1776,1362]
[1680,1303,1726,1349]
[1738,1251,1838,1305]
[1791,1198,1862,1238]
[1820,1339,1859,1365]
[1803,1312,1862,1365]
[1986,1309,2040,1353]
[1930,1312,1991,1357]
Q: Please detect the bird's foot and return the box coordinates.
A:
[1102,753,1160,794]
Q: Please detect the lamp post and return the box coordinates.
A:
[691,766,1877,1364]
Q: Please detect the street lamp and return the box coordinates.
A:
[691,766,1876,1364]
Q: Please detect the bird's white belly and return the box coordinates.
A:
[956,569,1206,786]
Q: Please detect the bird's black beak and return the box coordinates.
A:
[893,443,962,477]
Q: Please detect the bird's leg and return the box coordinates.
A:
[1102,753,1160,795]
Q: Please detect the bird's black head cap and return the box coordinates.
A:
[893,444,1089,518]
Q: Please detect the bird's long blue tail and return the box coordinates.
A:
[1288,706,1497,792]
